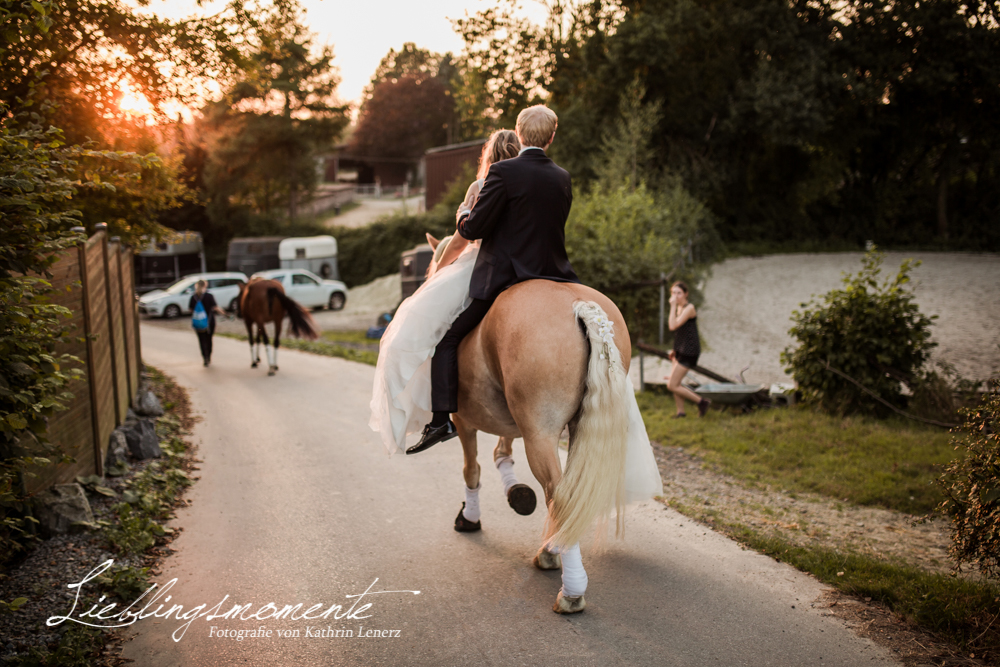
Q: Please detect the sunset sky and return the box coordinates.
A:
[141,0,548,108]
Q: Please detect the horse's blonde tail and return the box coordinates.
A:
[547,301,631,549]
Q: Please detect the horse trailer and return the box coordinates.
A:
[134,230,206,294]
[400,243,434,300]
[226,237,283,276]
[278,235,339,280]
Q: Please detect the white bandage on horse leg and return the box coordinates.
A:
[557,543,588,598]
[249,344,257,364]
[265,344,275,368]
[495,456,519,494]
[462,484,481,523]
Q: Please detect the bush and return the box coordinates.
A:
[781,250,936,415]
[1,118,86,564]
[565,181,718,341]
[936,384,1000,578]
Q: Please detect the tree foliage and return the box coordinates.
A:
[781,251,937,415]
[349,43,456,158]
[455,0,1000,250]
[936,384,1000,578]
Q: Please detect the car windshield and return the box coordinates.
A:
[164,279,197,294]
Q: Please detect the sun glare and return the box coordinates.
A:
[118,81,154,116]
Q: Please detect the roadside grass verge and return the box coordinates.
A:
[673,497,1000,660]
[219,331,379,366]
[637,392,952,515]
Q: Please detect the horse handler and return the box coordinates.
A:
[190,279,227,367]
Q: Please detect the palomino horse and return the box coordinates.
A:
[426,235,635,614]
[239,277,320,375]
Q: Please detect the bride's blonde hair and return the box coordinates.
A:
[476,129,521,180]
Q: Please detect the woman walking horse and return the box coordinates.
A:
[239,277,319,375]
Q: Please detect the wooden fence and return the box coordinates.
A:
[29,227,142,492]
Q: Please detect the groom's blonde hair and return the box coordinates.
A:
[516,105,558,148]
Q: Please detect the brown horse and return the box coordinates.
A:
[427,235,636,615]
[239,277,319,375]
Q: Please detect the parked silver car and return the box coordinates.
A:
[138,272,248,318]
[251,269,348,310]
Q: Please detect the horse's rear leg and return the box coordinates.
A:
[257,322,276,376]
[493,437,536,516]
[271,318,283,374]
[246,320,258,368]
[524,433,587,614]
[451,414,481,532]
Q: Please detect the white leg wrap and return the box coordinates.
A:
[462,484,481,523]
[553,543,587,598]
[273,345,279,367]
[495,456,519,494]
[265,344,275,368]
[249,344,257,364]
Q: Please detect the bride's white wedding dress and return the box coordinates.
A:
[368,201,662,504]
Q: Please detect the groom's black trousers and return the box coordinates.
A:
[431,298,494,414]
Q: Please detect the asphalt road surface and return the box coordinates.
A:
[123,326,899,666]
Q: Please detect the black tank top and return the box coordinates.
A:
[673,315,700,356]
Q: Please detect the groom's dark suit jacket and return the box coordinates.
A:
[457,149,579,302]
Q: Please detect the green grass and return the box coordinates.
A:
[637,392,953,514]
[730,522,1000,658]
[219,332,379,366]
[320,329,380,347]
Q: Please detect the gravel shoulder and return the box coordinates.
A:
[652,441,992,667]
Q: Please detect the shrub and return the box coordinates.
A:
[936,384,1000,578]
[781,250,936,415]
[565,181,718,341]
[1,118,86,564]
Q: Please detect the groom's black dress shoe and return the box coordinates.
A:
[406,420,458,454]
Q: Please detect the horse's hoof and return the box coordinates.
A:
[553,592,586,614]
[267,368,276,376]
[507,484,536,516]
[251,362,258,368]
[454,503,481,532]
[533,548,561,570]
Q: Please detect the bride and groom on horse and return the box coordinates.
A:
[369,105,662,613]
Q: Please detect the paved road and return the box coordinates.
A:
[124,326,898,666]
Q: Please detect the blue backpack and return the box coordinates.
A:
[191,298,209,332]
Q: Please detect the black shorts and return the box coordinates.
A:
[674,351,699,370]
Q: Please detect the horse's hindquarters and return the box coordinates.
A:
[456,280,626,439]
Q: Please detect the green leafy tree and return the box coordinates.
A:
[451,0,555,138]
[781,250,937,415]
[200,1,349,223]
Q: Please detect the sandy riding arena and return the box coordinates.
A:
[687,252,1000,388]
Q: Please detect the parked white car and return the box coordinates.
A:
[138,272,248,319]
[251,269,348,310]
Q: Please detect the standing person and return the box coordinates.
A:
[667,281,711,418]
[408,104,580,454]
[189,280,227,367]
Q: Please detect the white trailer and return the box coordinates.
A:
[278,235,339,280]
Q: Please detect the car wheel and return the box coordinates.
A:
[163,304,181,319]
[328,292,346,311]
[228,298,239,313]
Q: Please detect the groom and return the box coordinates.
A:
[407,105,580,454]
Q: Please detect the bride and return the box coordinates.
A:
[369,129,521,454]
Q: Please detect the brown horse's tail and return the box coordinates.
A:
[266,287,320,340]
[548,300,631,549]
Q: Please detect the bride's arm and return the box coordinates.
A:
[456,180,482,221]
[436,235,471,269]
